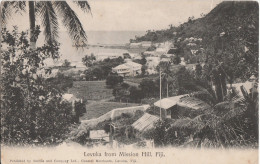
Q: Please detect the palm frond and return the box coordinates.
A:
[36,1,59,44]
[73,1,91,14]
[53,1,87,45]
[1,1,26,25]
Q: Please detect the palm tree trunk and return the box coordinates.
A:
[29,1,36,49]
[29,1,36,140]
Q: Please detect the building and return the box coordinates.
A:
[89,130,110,142]
[62,93,79,103]
[141,41,152,47]
[154,95,210,119]
[124,61,142,76]
[132,113,160,132]
[112,61,142,77]
[166,47,178,56]
[112,64,131,77]
[130,42,142,48]
[146,57,160,70]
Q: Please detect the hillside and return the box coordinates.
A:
[132,1,258,81]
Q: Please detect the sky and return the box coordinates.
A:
[5,0,223,32]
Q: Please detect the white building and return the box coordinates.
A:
[130,43,142,48]
[141,41,152,47]
[146,57,160,70]
[125,61,142,76]
[112,64,131,77]
[112,61,142,77]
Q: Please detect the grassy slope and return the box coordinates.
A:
[68,81,113,100]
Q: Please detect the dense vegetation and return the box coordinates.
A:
[128,1,259,148]
[1,28,74,145]
[82,56,124,80]
[132,1,258,81]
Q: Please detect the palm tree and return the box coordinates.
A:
[1,1,91,49]
[159,61,171,97]
[1,1,91,139]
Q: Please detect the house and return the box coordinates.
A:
[166,47,178,55]
[112,64,131,77]
[62,93,79,102]
[146,57,160,70]
[124,61,142,76]
[132,113,160,132]
[229,77,257,97]
[180,57,186,65]
[89,130,110,142]
[141,41,152,47]
[130,42,142,48]
[62,93,81,116]
[112,61,142,77]
[97,52,122,61]
[143,51,156,56]
[154,95,210,119]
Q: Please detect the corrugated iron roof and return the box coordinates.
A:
[177,97,211,110]
[132,113,159,132]
[154,94,188,109]
[113,64,130,70]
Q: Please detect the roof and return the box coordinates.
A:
[154,95,188,109]
[62,94,79,102]
[231,81,254,97]
[89,130,109,141]
[177,97,211,110]
[167,48,178,54]
[125,61,142,68]
[132,113,160,132]
[113,64,130,70]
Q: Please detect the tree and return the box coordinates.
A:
[140,55,147,65]
[92,67,103,80]
[139,79,158,98]
[170,55,181,65]
[195,61,202,77]
[141,65,147,76]
[106,74,123,88]
[156,61,171,97]
[1,28,73,145]
[82,53,96,67]
[123,53,131,59]
[129,86,143,103]
[62,59,71,67]
[1,1,91,48]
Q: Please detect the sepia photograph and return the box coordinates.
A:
[0,0,259,163]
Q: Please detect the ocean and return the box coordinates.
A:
[86,31,146,45]
[40,31,146,66]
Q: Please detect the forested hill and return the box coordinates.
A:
[131,1,258,43]
[132,1,259,81]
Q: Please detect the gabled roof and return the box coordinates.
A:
[154,95,188,109]
[177,97,211,110]
[113,64,130,70]
[125,61,142,68]
[154,94,210,111]
[62,94,79,102]
[167,48,178,54]
[132,113,159,132]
